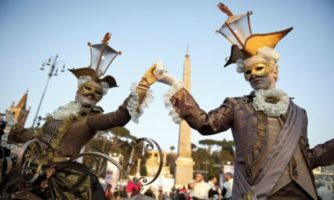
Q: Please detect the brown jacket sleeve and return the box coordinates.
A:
[8,124,35,143]
[86,97,131,131]
[170,88,234,135]
[305,138,334,169]
[301,112,334,169]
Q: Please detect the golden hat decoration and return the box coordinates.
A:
[69,33,121,88]
[216,3,293,67]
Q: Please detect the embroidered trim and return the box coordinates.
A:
[37,116,76,151]
[243,191,254,200]
[43,102,95,151]
[247,110,267,180]
[127,83,154,123]
[163,81,184,124]
[252,89,290,117]
[290,155,298,180]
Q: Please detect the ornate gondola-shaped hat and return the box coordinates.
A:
[216,3,293,67]
[69,33,121,88]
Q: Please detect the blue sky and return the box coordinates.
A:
[0,0,333,151]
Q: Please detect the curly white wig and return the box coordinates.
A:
[236,47,280,73]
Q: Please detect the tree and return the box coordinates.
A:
[83,127,137,176]
[191,143,197,150]
[199,139,217,153]
[192,139,235,179]
[170,145,175,152]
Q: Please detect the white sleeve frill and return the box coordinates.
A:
[127,83,154,123]
[163,81,184,124]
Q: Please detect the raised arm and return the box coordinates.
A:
[87,61,162,130]
[304,137,334,169]
[8,124,36,143]
[154,65,234,135]
[300,113,334,169]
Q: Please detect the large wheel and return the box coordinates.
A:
[70,151,124,178]
[16,139,53,183]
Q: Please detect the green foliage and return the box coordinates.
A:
[192,139,235,180]
[83,127,147,177]
[109,127,130,138]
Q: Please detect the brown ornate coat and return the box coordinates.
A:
[6,99,132,199]
[9,99,131,157]
[170,88,334,199]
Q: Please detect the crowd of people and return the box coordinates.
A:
[97,172,234,200]
[98,171,333,200]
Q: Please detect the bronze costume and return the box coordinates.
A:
[9,101,131,157]
[4,99,131,199]
[1,33,159,199]
[169,88,334,199]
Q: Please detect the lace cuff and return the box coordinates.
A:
[127,83,154,123]
[163,81,183,124]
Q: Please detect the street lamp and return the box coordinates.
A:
[216,3,253,49]
[88,33,121,77]
[31,55,66,129]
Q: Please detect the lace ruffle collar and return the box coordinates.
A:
[252,89,290,117]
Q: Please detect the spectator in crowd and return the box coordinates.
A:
[119,185,128,199]
[127,177,142,197]
[169,186,177,200]
[174,187,187,200]
[222,173,233,200]
[158,187,166,200]
[144,187,156,198]
[316,180,333,200]
[0,116,6,139]
[188,173,211,200]
[105,183,113,200]
[208,176,220,199]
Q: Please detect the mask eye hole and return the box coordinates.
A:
[245,70,251,75]
[84,86,92,91]
[255,66,264,71]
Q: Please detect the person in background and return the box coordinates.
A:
[316,181,333,200]
[144,187,156,198]
[0,116,6,140]
[101,170,113,191]
[169,186,177,200]
[119,185,128,199]
[188,173,211,200]
[222,173,233,200]
[158,187,166,200]
[208,176,220,200]
[105,183,113,200]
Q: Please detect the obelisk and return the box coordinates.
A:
[174,49,195,187]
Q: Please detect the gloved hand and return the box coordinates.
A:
[153,62,179,86]
[135,60,163,105]
[136,61,162,92]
